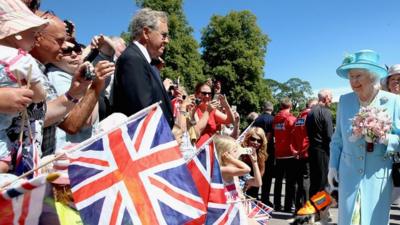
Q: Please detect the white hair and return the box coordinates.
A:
[348,69,381,90]
[130,8,168,41]
[318,89,332,101]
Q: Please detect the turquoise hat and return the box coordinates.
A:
[336,49,388,79]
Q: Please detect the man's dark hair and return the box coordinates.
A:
[279,97,292,109]
[263,101,274,112]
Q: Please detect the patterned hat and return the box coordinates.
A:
[0,0,48,40]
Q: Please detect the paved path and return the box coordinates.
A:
[269,205,400,225]
[265,179,400,224]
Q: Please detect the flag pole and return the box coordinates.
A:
[184,134,216,163]
[1,102,162,189]
[235,120,255,144]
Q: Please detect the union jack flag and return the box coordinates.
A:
[246,200,273,225]
[13,137,40,178]
[187,140,246,224]
[209,201,246,225]
[68,105,206,225]
[0,174,47,225]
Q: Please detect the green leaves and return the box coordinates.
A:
[265,78,313,114]
[201,10,272,119]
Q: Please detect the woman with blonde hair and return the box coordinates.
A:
[241,127,268,198]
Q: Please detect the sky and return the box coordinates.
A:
[41,0,400,101]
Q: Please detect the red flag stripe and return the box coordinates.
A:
[109,192,122,225]
[73,171,120,203]
[21,182,36,190]
[208,187,227,204]
[217,204,235,225]
[248,206,260,217]
[70,157,110,167]
[18,192,31,225]
[134,108,157,151]
[187,160,210,203]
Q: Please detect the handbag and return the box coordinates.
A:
[392,152,400,187]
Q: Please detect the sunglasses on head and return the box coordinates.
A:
[61,45,82,56]
[249,137,262,144]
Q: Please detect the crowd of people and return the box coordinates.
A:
[1,1,400,225]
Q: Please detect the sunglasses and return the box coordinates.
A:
[61,45,82,56]
[201,91,212,96]
[249,137,262,144]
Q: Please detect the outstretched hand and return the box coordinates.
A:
[92,61,115,93]
[90,35,115,56]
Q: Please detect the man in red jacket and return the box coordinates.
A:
[292,98,317,212]
[272,97,297,213]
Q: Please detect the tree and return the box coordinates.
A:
[201,10,272,117]
[265,78,313,113]
[131,0,206,91]
[329,102,337,126]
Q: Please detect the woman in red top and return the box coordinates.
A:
[194,81,234,147]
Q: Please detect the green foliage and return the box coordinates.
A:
[265,78,313,114]
[133,0,206,91]
[120,31,131,43]
[329,102,337,126]
[200,10,272,118]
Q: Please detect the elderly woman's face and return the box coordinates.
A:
[388,74,400,95]
[348,69,374,93]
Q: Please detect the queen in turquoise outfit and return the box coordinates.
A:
[329,49,400,225]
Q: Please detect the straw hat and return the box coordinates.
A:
[336,49,387,79]
[0,0,48,40]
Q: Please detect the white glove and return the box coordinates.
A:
[328,167,339,190]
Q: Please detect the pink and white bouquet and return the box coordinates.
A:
[349,106,392,147]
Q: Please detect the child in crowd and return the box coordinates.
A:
[0,0,48,172]
[214,135,262,199]
[214,135,262,224]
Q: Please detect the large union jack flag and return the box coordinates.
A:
[0,174,47,225]
[68,105,206,225]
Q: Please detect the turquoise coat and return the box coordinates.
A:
[330,90,400,225]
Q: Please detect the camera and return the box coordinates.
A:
[82,64,96,81]
[83,48,99,63]
[195,98,201,105]
[242,147,253,155]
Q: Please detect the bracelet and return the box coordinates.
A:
[65,92,79,104]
